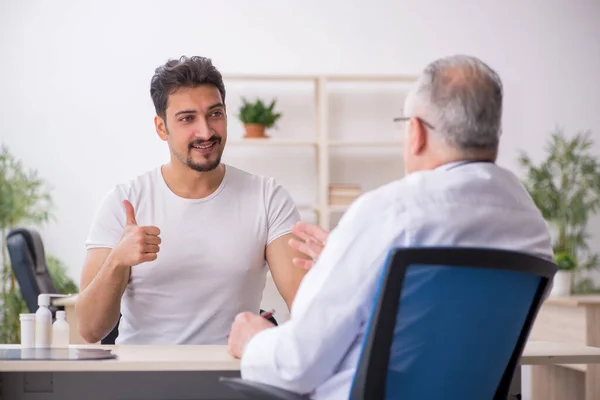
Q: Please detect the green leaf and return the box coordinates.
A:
[237,97,282,128]
[47,254,79,295]
[554,252,577,270]
[518,127,600,270]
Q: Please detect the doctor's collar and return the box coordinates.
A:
[435,159,495,171]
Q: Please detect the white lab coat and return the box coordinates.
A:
[241,161,553,399]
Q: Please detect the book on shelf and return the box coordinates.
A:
[329,196,358,206]
[329,183,361,206]
[329,183,361,194]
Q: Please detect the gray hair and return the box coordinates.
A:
[405,55,503,152]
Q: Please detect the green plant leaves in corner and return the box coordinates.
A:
[47,254,79,295]
[0,255,78,344]
[0,144,54,229]
[0,291,27,344]
[519,127,600,278]
[0,144,66,343]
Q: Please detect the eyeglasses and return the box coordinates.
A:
[393,116,435,130]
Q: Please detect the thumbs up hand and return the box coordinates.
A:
[112,200,161,267]
[124,199,138,225]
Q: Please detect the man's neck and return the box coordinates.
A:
[429,147,497,170]
[161,162,226,200]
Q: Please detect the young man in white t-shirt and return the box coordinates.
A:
[75,56,308,345]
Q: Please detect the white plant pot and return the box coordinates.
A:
[550,270,573,297]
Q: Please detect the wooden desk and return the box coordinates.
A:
[529,295,600,400]
[0,344,240,372]
[0,344,242,399]
[1,341,600,399]
[521,341,600,365]
[47,291,600,399]
[1,341,596,371]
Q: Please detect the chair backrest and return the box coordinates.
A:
[350,247,556,400]
[102,319,120,344]
[6,227,58,312]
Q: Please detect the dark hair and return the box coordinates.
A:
[150,55,226,119]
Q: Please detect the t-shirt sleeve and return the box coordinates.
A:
[264,178,301,245]
[85,187,127,250]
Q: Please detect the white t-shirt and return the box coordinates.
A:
[85,164,300,345]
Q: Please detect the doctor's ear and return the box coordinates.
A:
[408,117,427,155]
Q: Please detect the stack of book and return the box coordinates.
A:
[329,184,361,206]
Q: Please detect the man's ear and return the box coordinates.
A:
[155,115,167,141]
[408,117,427,155]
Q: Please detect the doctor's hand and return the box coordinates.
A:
[228,312,275,359]
[110,200,161,268]
[288,221,329,270]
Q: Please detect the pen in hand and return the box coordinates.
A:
[260,309,276,320]
[226,309,277,339]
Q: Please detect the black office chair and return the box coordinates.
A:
[102,319,120,345]
[220,247,557,399]
[6,227,61,315]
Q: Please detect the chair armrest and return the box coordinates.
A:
[219,377,309,400]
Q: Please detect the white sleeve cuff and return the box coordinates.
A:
[240,326,279,382]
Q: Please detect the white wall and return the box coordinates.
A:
[1,0,598,279]
[1,0,599,299]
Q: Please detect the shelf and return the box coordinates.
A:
[227,139,402,147]
[296,205,351,214]
[227,138,317,146]
[223,74,317,82]
[222,73,418,231]
[328,140,403,147]
[326,75,417,83]
[328,205,350,213]
[223,74,416,83]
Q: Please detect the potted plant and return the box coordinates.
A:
[238,97,282,139]
[551,252,577,296]
[518,128,600,296]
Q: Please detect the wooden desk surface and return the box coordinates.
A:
[0,344,240,372]
[1,341,600,373]
[543,295,600,307]
[521,341,600,365]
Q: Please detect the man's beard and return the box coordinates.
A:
[168,127,223,172]
[186,154,221,172]
[185,136,223,172]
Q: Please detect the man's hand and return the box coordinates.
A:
[110,200,161,267]
[288,221,329,270]
[228,312,275,359]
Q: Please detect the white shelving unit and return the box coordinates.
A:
[223,74,417,230]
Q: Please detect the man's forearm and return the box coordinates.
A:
[75,254,130,343]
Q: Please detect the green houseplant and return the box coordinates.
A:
[0,144,78,343]
[518,128,600,296]
[552,252,578,295]
[238,97,282,139]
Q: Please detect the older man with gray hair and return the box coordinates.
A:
[226,55,553,399]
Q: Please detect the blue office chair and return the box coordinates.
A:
[220,247,556,399]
